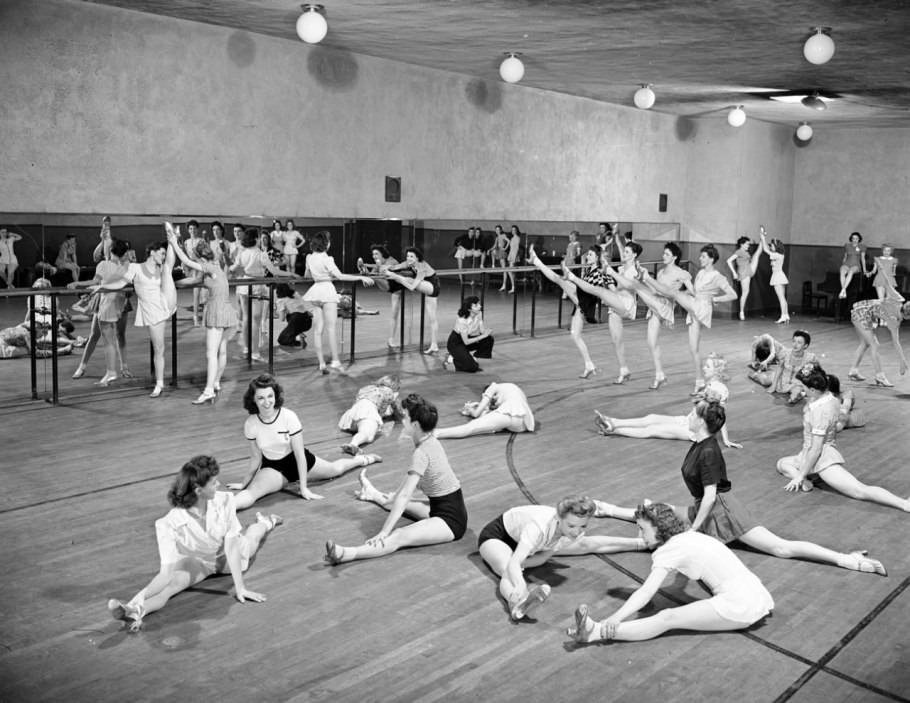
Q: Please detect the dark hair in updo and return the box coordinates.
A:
[634,502,687,545]
[693,399,726,434]
[168,455,220,509]
[401,393,438,432]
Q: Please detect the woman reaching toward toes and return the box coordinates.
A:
[324,393,467,565]
[479,496,647,622]
[107,455,282,633]
[229,374,380,509]
[435,381,534,439]
[568,502,773,644]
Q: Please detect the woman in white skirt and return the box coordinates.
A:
[435,381,534,439]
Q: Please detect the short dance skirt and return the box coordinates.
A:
[646,295,676,328]
[302,280,340,305]
[429,488,468,540]
[687,295,714,328]
[338,398,384,433]
[707,575,774,624]
[608,290,637,321]
[782,444,846,475]
[204,299,239,329]
[873,270,896,289]
[261,450,317,483]
[770,270,789,286]
[688,492,758,544]
[477,513,516,550]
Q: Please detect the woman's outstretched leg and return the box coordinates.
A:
[308,453,380,481]
[435,413,513,439]
[572,600,744,643]
[815,465,910,512]
[162,242,178,314]
[646,316,664,383]
[328,518,454,562]
[607,313,628,380]
[738,526,886,573]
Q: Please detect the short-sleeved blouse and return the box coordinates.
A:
[302,251,342,304]
[502,505,577,555]
[681,435,731,499]
[454,314,484,338]
[154,491,244,572]
[843,243,865,270]
[408,435,460,498]
[244,408,303,460]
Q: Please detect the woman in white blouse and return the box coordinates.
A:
[435,382,534,438]
[444,295,494,372]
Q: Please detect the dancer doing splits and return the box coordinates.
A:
[107,455,282,633]
[776,365,909,511]
[167,224,239,403]
[338,374,401,455]
[846,279,910,387]
[568,502,773,644]
[324,393,468,564]
[229,374,381,508]
[479,496,647,621]
[669,397,887,574]
[444,295,494,373]
[435,381,534,439]
[644,244,736,394]
[527,243,604,378]
[725,235,762,320]
[385,247,441,354]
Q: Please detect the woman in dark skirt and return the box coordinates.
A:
[676,398,886,575]
[444,295,493,372]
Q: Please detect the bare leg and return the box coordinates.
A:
[322,301,341,365]
[203,327,224,392]
[308,453,378,481]
[573,600,747,643]
[215,327,235,388]
[354,470,430,520]
[349,418,382,449]
[646,316,664,382]
[738,525,885,573]
[814,464,910,511]
[233,467,286,510]
[310,305,326,368]
[421,292,439,350]
[435,413,517,439]
[74,314,102,375]
[774,284,789,321]
[569,312,596,375]
[162,243,177,314]
[739,276,751,318]
[387,291,402,346]
[608,313,628,380]
[688,321,703,388]
[148,321,166,388]
[331,517,455,562]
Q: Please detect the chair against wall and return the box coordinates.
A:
[802,280,829,316]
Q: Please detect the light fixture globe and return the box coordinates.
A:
[801,92,828,110]
[297,4,327,44]
[633,84,656,109]
[499,53,525,83]
[804,27,835,65]
[796,122,814,141]
[727,105,746,127]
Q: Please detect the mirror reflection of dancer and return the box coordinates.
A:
[490,225,510,290]
[759,229,790,323]
[725,235,762,320]
[282,219,304,273]
[55,233,81,284]
[386,247,441,354]
[502,225,522,294]
[776,365,909,512]
[669,398,886,574]
[479,496,647,622]
[302,231,374,373]
[527,243,603,379]
[106,455,282,633]
[167,224,238,404]
[0,227,22,288]
[338,374,401,456]
[228,374,381,506]
[643,244,736,394]
[444,295,494,372]
[562,244,644,384]
[324,394,467,564]
[452,227,475,285]
[594,355,741,449]
[357,244,404,349]
[435,382,534,439]
[839,232,867,299]
[868,244,898,300]
[568,502,773,644]
[846,280,910,387]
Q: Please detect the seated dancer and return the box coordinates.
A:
[746,333,785,372]
[107,455,282,633]
[338,374,402,455]
[228,374,381,508]
[751,329,816,403]
[594,353,742,449]
[776,365,909,511]
[668,396,887,574]
[568,502,773,644]
[324,394,467,564]
[479,496,647,622]
[0,323,73,359]
[527,243,604,379]
[444,295,494,373]
[435,381,534,439]
[824,373,866,432]
[847,279,910,387]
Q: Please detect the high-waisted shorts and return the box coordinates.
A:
[429,488,468,539]
[261,449,316,483]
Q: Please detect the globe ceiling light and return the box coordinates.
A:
[727,105,746,127]
[796,122,814,141]
[633,84,656,110]
[499,53,525,83]
[803,27,835,65]
[297,4,328,44]
[801,92,828,110]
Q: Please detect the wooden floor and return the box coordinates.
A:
[1,290,909,703]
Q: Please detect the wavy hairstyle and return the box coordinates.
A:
[168,455,220,509]
[634,502,687,545]
[243,373,285,414]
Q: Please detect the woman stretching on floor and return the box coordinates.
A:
[562,242,644,384]
[667,397,887,575]
[595,354,741,449]
[846,278,910,387]
[227,374,381,507]
[444,295,494,372]
[643,244,737,394]
[725,235,762,320]
[324,393,468,564]
[338,374,401,455]
[435,381,535,439]
[479,496,647,622]
[776,365,909,510]
[107,455,282,632]
[527,243,605,379]
[568,501,773,644]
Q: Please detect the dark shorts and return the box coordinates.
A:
[574,289,599,324]
[424,274,441,298]
[429,488,468,540]
[477,513,518,551]
[261,449,316,483]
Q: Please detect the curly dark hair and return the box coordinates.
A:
[797,365,828,392]
[624,241,643,258]
[556,495,597,520]
[694,399,726,434]
[310,231,330,253]
[700,244,719,263]
[663,242,681,262]
[168,455,220,509]
[457,296,480,318]
[243,374,284,414]
[634,502,687,545]
[401,393,438,432]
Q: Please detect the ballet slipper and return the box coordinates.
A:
[323,540,345,566]
[256,512,284,532]
[509,583,550,621]
[843,550,887,576]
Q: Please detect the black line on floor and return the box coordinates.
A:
[508,400,910,703]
